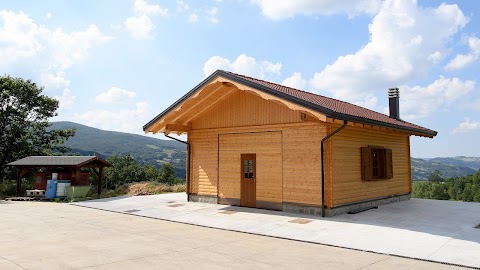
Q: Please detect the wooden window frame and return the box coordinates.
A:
[361,146,393,181]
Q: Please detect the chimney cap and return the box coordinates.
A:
[388,87,399,98]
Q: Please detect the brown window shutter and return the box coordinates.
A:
[385,148,393,179]
[361,147,373,181]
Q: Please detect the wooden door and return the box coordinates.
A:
[240,154,256,207]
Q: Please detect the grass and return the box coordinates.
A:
[105,181,185,197]
[1,180,185,202]
[70,181,186,202]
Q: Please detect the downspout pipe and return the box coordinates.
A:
[321,120,348,217]
[165,134,191,202]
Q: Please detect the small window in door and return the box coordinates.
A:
[243,159,254,178]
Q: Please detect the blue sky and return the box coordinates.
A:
[1,0,479,158]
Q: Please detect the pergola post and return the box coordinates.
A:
[98,167,104,195]
[75,167,80,186]
[16,169,22,196]
[16,167,28,196]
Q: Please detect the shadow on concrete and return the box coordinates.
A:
[217,198,480,244]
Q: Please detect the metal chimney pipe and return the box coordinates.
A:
[388,88,400,119]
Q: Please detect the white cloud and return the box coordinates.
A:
[54,89,76,111]
[188,12,199,23]
[41,71,70,89]
[134,0,167,16]
[176,0,189,13]
[309,0,467,104]
[203,54,281,78]
[282,72,307,89]
[125,15,155,39]
[125,0,168,39]
[46,12,52,19]
[445,37,480,70]
[95,87,137,104]
[427,51,444,64]
[73,102,151,133]
[207,7,219,24]
[355,95,378,110]
[452,118,480,134]
[251,0,382,20]
[400,76,475,120]
[0,10,110,112]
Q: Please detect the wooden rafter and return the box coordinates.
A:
[165,124,192,135]
[150,83,225,134]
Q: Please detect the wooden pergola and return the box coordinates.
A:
[8,156,112,196]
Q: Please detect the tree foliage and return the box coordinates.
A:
[159,163,175,185]
[0,75,75,181]
[102,154,183,189]
[412,169,480,202]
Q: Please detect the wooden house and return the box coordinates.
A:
[143,70,437,216]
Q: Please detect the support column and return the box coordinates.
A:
[98,167,104,195]
[75,167,80,186]
[16,169,22,196]
[16,167,28,196]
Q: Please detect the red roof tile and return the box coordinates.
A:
[223,70,436,136]
[144,70,437,137]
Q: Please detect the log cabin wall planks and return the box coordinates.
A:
[329,123,410,206]
[192,90,304,130]
[189,122,327,207]
[188,129,219,196]
[219,132,282,205]
[187,86,411,211]
[187,87,328,208]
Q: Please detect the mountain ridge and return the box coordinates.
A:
[49,121,187,177]
[50,121,479,180]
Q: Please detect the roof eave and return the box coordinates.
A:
[143,70,225,132]
[143,70,437,137]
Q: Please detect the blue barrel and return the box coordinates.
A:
[45,180,58,199]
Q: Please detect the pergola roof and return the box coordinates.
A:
[8,156,111,168]
[9,156,111,197]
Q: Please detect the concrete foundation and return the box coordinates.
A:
[190,193,411,217]
[190,194,218,204]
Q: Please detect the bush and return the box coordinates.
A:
[0,180,17,199]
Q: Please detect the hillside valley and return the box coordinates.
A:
[50,121,479,180]
[49,122,186,177]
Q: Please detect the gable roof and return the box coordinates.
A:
[7,156,111,167]
[144,70,437,137]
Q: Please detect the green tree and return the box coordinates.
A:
[0,75,75,182]
[412,181,449,200]
[159,163,175,185]
[428,170,443,182]
[103,154,144,189]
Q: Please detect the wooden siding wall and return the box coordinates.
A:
[189,122,326,206]
[192,90,303,130]
[219,132,282,204]
[329,124,410,206]
[188,129,218,196]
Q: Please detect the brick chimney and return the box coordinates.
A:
[388,88,400,119]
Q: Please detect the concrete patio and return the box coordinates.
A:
[74,193,480,269]
[1,200,469,270]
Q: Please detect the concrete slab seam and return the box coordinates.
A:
[70,204,480,270]
[0,255,28,270]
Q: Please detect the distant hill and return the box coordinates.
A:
[427,156,480,171]
[49,121,479,181]
[411,158,477,180]
[49,121,186,178]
